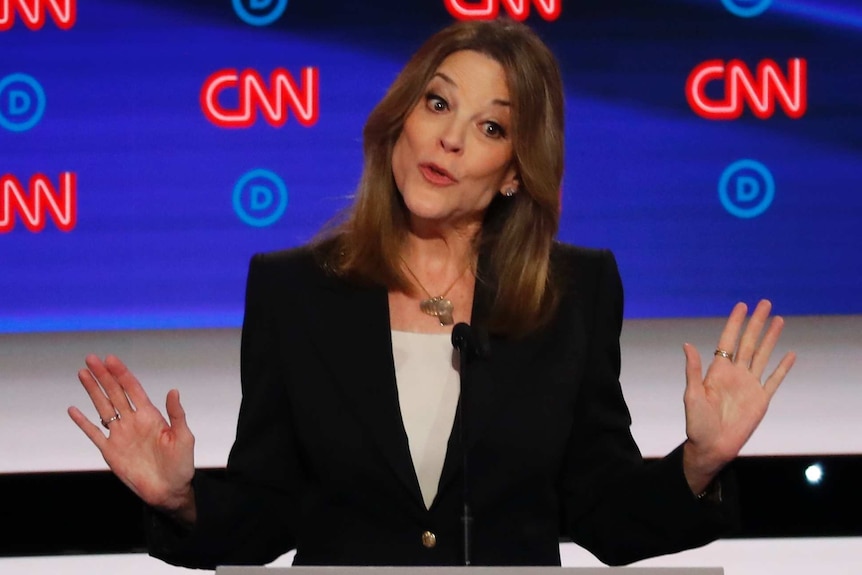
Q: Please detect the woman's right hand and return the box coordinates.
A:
[68,354,197,525]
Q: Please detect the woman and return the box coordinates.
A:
[69,19,795,568]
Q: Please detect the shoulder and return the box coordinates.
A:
[241,243,337,311]
[244,238,371,305]
[250,244,318,275]
[550,242,620,289]
[247,239,340,289]
[549,241,624,322]
[551,241,612,265]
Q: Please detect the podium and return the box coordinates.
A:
[216,568,723,575]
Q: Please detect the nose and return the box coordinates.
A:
[438,118,464,154]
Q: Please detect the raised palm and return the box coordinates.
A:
[68,355,195,514]
[682,300,796,487]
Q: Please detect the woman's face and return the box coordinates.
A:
[391,50,518,232]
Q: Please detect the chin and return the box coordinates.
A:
[405,208,450,226]
[399,191,449,222]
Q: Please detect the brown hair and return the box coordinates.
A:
[317,19,564,337]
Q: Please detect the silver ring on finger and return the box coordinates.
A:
[101,412,121,429]
[714,348,734,361]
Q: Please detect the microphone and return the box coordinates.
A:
[451,322,489,566]
[451,322,490,360]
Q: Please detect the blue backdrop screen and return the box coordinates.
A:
[1,0,860,332]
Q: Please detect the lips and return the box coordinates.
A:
[419,163,458,186]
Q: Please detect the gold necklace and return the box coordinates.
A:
[399,256,469,326]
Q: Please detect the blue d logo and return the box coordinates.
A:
[233,169,289,227]
[0,74,46,132]
[721,0,772,18]
[232,0,288,26]
[718,159,775,219]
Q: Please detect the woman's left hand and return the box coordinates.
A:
[681,300,796,494]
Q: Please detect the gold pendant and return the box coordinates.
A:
[420,296,454,326]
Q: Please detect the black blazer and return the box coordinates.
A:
[147,243,737,568]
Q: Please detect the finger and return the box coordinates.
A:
[716,302,748,361]
[683,343,704,402]
[68,406,109,450]
[165,389,191,436]
[735,299,771,366]
[763,351,796,398]
[85,354,134,416]
[104,354,154,411]
[78,365,119,423]
[751,315,785,378]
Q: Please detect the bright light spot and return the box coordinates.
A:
[805,463,824,485]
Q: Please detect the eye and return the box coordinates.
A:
[424,93,448,112]
[483,121,507,139]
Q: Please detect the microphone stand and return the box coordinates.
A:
[451,323,480,566]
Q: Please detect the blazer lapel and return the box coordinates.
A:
[435,259,549,505]
[296,253,551,513]
[302,273,426,513]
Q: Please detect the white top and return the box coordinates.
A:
[391,330,460,510]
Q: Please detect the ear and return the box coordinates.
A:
[499,168,520,197]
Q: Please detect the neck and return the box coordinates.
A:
[394,220,480,328]
[402,217,479,277]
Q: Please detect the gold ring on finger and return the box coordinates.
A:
[101,413,121,429]
[714,348,734,361]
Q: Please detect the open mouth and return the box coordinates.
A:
[420,163,457,185]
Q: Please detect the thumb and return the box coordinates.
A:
[165,389,191,436]
[683,343,704,400]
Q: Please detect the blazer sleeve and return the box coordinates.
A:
[560,250,739,566]
[146,253,300,569]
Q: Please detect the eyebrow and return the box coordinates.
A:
[432,72,511,107]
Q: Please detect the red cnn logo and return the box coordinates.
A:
[0,172,77,233]
[687,58,808,120]
[0,0,76,31]
[201,68,320,129]
[444,0,560,21]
